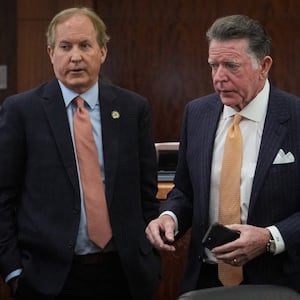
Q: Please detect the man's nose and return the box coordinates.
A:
[213,65,228,81]
[70,48,83,62]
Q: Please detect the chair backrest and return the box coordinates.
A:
[177,284,300,300]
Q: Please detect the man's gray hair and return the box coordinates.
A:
[206,15,271,60]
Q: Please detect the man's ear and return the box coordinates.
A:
[47,46,54,63]
[99,46,107,64]
[260,56,273,80]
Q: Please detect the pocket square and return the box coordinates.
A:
[273,149,295,164]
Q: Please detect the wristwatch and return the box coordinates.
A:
[266,238,276,254]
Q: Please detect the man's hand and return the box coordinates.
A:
[211,224,271,266]
[145,214,176,251]
[8,276,19,298]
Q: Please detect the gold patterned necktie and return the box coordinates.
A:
[218,114,243,286]
[73,96,112,248]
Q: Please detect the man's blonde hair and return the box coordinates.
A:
[46,7,110,49]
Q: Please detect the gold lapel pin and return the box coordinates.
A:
[111,110,120,119]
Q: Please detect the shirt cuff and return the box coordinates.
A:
[160,211,179,235]
[5,269,22,283]
[267,225,285,255]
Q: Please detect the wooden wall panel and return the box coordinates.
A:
[17,0,300,142]
[10,3,300,300]
[0,1,16,104]
[97,0,213,142]
[207,0,300,96]
[17,19,53,92]
[96,0,300,142]
[17,0,95,92]
[0,1,16,296]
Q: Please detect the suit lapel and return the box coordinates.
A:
[99,82,120,204]
[202,99,223,221]
[41,79,79,191]
[190,95,223,224]
[248,88,290,215]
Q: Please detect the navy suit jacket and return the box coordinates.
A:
[162,86,300,293]
[0,78,161,299]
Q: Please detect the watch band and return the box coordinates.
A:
[266,239,276,253]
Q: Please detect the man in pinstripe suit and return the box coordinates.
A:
[146,14,300,295]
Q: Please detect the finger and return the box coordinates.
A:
[232,258,239,265]
[145,222,175,251]
[155,233,176,251]
[163,226,175,243]
[145,222,162,245]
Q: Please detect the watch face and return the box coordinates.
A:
[267,240,275,253]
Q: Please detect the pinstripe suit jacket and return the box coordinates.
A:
[162,86,300,293]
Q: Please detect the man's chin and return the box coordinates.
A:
[64,79,89,94]
[220,96,237,106]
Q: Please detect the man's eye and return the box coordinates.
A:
[226,63,240,71]
[81,43,90,49]
[59,44,71,50]
[209,63,218,70]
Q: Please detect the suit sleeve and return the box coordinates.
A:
[0,97,24,278]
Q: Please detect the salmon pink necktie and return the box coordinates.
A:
[73,96,112,248]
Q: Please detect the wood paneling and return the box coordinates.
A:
[5,2,300,299]
[16,0,300,142]
[17,0,95,92]
[97,0,213,142]
[17,19,53,92]
[96,0,300,142]
[155,183,190,300]
[0,277,11,300]
[0,1,16,104]
[153,230,191,300]
[0,9,16,292]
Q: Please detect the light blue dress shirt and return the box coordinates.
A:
[60,80,106,254]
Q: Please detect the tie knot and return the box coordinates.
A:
[75,96,85,108]
[233,114,242,125]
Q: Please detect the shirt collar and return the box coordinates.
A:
[58,81,99,109]
[223,79,270,122]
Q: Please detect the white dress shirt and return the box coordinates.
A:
[162,80,284,259]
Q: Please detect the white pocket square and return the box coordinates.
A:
[273,149,295,164]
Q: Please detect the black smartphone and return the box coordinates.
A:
[202,222,240,250]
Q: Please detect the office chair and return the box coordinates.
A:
[177,284,300,300]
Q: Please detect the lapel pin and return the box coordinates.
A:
[111,110,120,119]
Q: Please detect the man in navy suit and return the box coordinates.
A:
[0,7,160,299]
[146,15,300,294]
